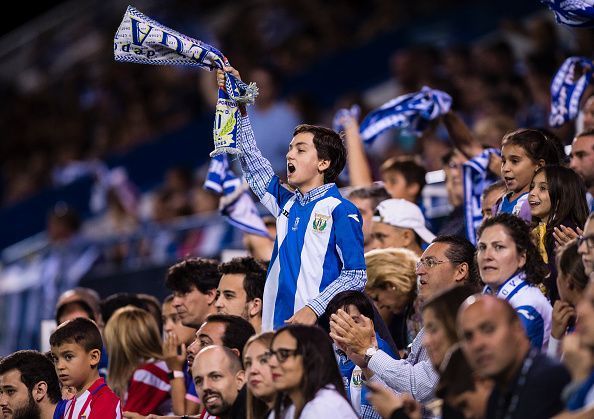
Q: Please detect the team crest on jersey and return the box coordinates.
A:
[312,213,330,232]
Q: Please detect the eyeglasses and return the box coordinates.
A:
[416,259,448,270]
[269,348,300,363]
[578,234,594,250]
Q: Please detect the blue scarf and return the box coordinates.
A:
[358,86,451,144]
[204,154,270,238]
[541,0,594,27]
[549,56,593,127]
[114,6,258,156]
[332,105,361,133]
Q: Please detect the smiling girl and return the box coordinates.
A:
[497,129,564,219]
[528,165,589,301]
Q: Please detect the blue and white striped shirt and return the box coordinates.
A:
[237,116,367,330]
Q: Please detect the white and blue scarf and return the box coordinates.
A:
[358,86,451,144]
[549,56,593,127]
[204,154,270,238]
[541,0,594,27]
[332,105,360,133]
[114,6,258,156]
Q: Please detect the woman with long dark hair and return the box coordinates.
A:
[477,213,552,351]
[269,324,356,418]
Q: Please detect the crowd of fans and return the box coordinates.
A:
[4,1,594,419]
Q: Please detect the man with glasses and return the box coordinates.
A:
[330,235,480,407]
[578,213,594,276]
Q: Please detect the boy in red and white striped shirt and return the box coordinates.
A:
[50,318,122,419]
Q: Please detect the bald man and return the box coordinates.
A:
[458,295,570,419]
[192,346,246,419]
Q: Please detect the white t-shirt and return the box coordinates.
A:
[272,385,357,419]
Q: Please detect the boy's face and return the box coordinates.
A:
[286,132,329,192]
[51,343,100,392]
[382,170,416,202]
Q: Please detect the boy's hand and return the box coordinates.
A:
[162,332,186,371]
[285,306,317,325]
[216,65,242,89]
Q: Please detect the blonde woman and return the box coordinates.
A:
[243,332,276,419]
[364,248,419,351]
[104,305,171,416]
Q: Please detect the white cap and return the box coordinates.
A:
[373,199,436,244]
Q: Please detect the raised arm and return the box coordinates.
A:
[216,66,275,201]
[442,111,483,159]
[342,115,373,186]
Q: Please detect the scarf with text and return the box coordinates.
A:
[114,5,258,156]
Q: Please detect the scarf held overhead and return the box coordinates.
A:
[114,5,258,156]
[358,86,451,144]
[549,56,593,127]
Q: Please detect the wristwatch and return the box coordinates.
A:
[363,346,378,367]
[167,370,184,380]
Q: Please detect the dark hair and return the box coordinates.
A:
[49,317,103,354]
[501,128,563,166]
[0,350,62,404]
[205,314,256,358]
[576,128,594,139]
[380,156,427,198]
[56,301,95,325]
[293,124,346,183]
[138,293,163,335]
[347,185,391,211]
[48,202,81,232]
[319,291,375,333]
[272,325,351,418]
[165,258,221,294]
[557,240,589,293]
[532,165,589,253]
[477,213,549,285]
[432,235,481,288]
[219,257,267,302]
[482,180,506,199]
[100,292,150,325]
[435,346,476,399]
[422,284,476,346]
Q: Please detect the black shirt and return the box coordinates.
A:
[486,352,571,419]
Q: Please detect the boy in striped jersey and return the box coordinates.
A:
[217,67,366,331]
[50,318,121,418]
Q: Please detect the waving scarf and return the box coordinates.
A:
[114,5,258,155]
[549,56,593,127]
[541,0,594,27]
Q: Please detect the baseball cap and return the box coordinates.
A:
[373,199,436,243]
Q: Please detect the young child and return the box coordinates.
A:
[497,128,563,219]
[379,156,426,204]
[50,317,121,418]
[217,66,366,331]
[528,165,589,301]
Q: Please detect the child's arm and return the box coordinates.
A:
[307,203,367,316]
[442,111,483,159]
[342,114,373,187]
[216,66,276,201]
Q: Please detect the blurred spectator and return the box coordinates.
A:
[55,287,102,327]
[346,185,391,252]
[458,295,570,419]
[370,199,435,255]
[165,258,220,328]
[215,257,267,333]
[243,332,276,419]
[104,306,171,416]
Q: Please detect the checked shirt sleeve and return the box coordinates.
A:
[308,269,366,316]
[237,115,275,200]
[367,329,439,403]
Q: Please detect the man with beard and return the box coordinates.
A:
[0,350,62,419]
[192,346,246,419]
